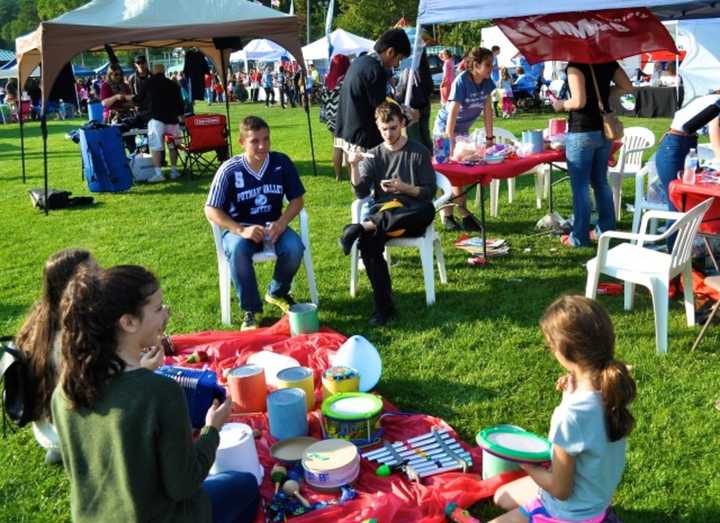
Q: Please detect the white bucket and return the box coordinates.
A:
[209,423,264,485]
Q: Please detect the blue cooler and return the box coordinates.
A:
[79,126,133,193]
[156,366,227,429]
[87,102,103,122]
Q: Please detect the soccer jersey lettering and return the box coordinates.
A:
[236,183,285,202]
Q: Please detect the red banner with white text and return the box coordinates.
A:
[496,8,678,64]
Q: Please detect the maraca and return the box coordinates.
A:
[282,479,310,507]
[271,464,287,494]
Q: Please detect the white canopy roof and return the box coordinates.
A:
[49,0,293,28]
[229,39,294,63]
[16,0,303,105]
[417,0,720,25]
[301,29,374,61]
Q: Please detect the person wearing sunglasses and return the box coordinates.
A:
[100,64,134,124]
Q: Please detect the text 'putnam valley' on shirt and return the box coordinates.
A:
[206,151,305,226]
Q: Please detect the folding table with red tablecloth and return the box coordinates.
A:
[434,144,621,259]
[164,318,523,523]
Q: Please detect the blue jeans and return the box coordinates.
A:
[203,471,259,523]
[655,132,698,212]
[565,131,615,246]
[222,227,304,313]
[655,132,697,250]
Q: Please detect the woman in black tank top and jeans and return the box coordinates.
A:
[552,62,632,247]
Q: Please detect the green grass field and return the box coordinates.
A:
[1,102,719,522]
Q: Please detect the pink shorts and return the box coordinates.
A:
[520,498,607,523]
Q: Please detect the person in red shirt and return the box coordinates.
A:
[212,75,225,103]
[204,72,214,104]
[100,64,134,123]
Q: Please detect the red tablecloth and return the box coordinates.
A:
[165,318,523,523]
[669,180,720,234]
[433,150,564,187]
[433,142,622,187]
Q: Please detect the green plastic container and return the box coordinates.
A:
[476,424,551,479]
[289,303,319,336]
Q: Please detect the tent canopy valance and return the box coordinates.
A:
[416,0,720,25]
[15,0,304,107]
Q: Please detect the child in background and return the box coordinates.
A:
[490,295,636,523]
[15,249,98,464]
[500,67,514,119]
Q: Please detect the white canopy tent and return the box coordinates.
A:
[229,39,294,63]
[678,18,720,102]
[301,29,374,62]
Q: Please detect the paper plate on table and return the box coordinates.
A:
[270,436,319,464]
[476,426,551,464]
[331,335,382,391]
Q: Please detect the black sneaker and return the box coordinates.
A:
[442,215,461,231]
[369,309,396,326]
[241,311,258,331]
[264,292,296,314]
[461,214,483,232]
[339,223,364,255]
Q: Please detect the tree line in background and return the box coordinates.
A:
[0,0,487,58]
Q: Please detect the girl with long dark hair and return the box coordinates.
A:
[52,265,258,523]
[15,249,96,464]
[491,295,636,523]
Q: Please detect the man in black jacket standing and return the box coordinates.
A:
[335,29,411,153]
[131,64,184,183]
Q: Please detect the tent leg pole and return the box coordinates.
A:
[221,53,232,157]
[404,20,424,106]
[303,91,318,177]
[19,105,26,183]
[41,111,48,216]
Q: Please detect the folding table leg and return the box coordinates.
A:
[691,299,720,352]
[548,163,554,214]
[480,183,487,261]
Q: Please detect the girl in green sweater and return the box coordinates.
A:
[52,265,259,523]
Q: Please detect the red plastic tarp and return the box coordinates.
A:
[166,318,524,522]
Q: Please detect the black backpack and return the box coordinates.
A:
[0,336,36,429]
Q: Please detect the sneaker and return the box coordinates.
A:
[442,215,461,231]
[339,223,364,255]
[264,292,296,314]
[241,311,258,331]
[461,214,483,232]
[169,168,182,180]
[147,173,165,183]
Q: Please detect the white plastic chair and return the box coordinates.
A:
[349,172,452,306]
[209,208,319,325]
[608,126,655,220]
[631,154,666,235]
[473,127,547,215]
[585,197,713,354]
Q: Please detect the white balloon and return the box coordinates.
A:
[331,335,382,392]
